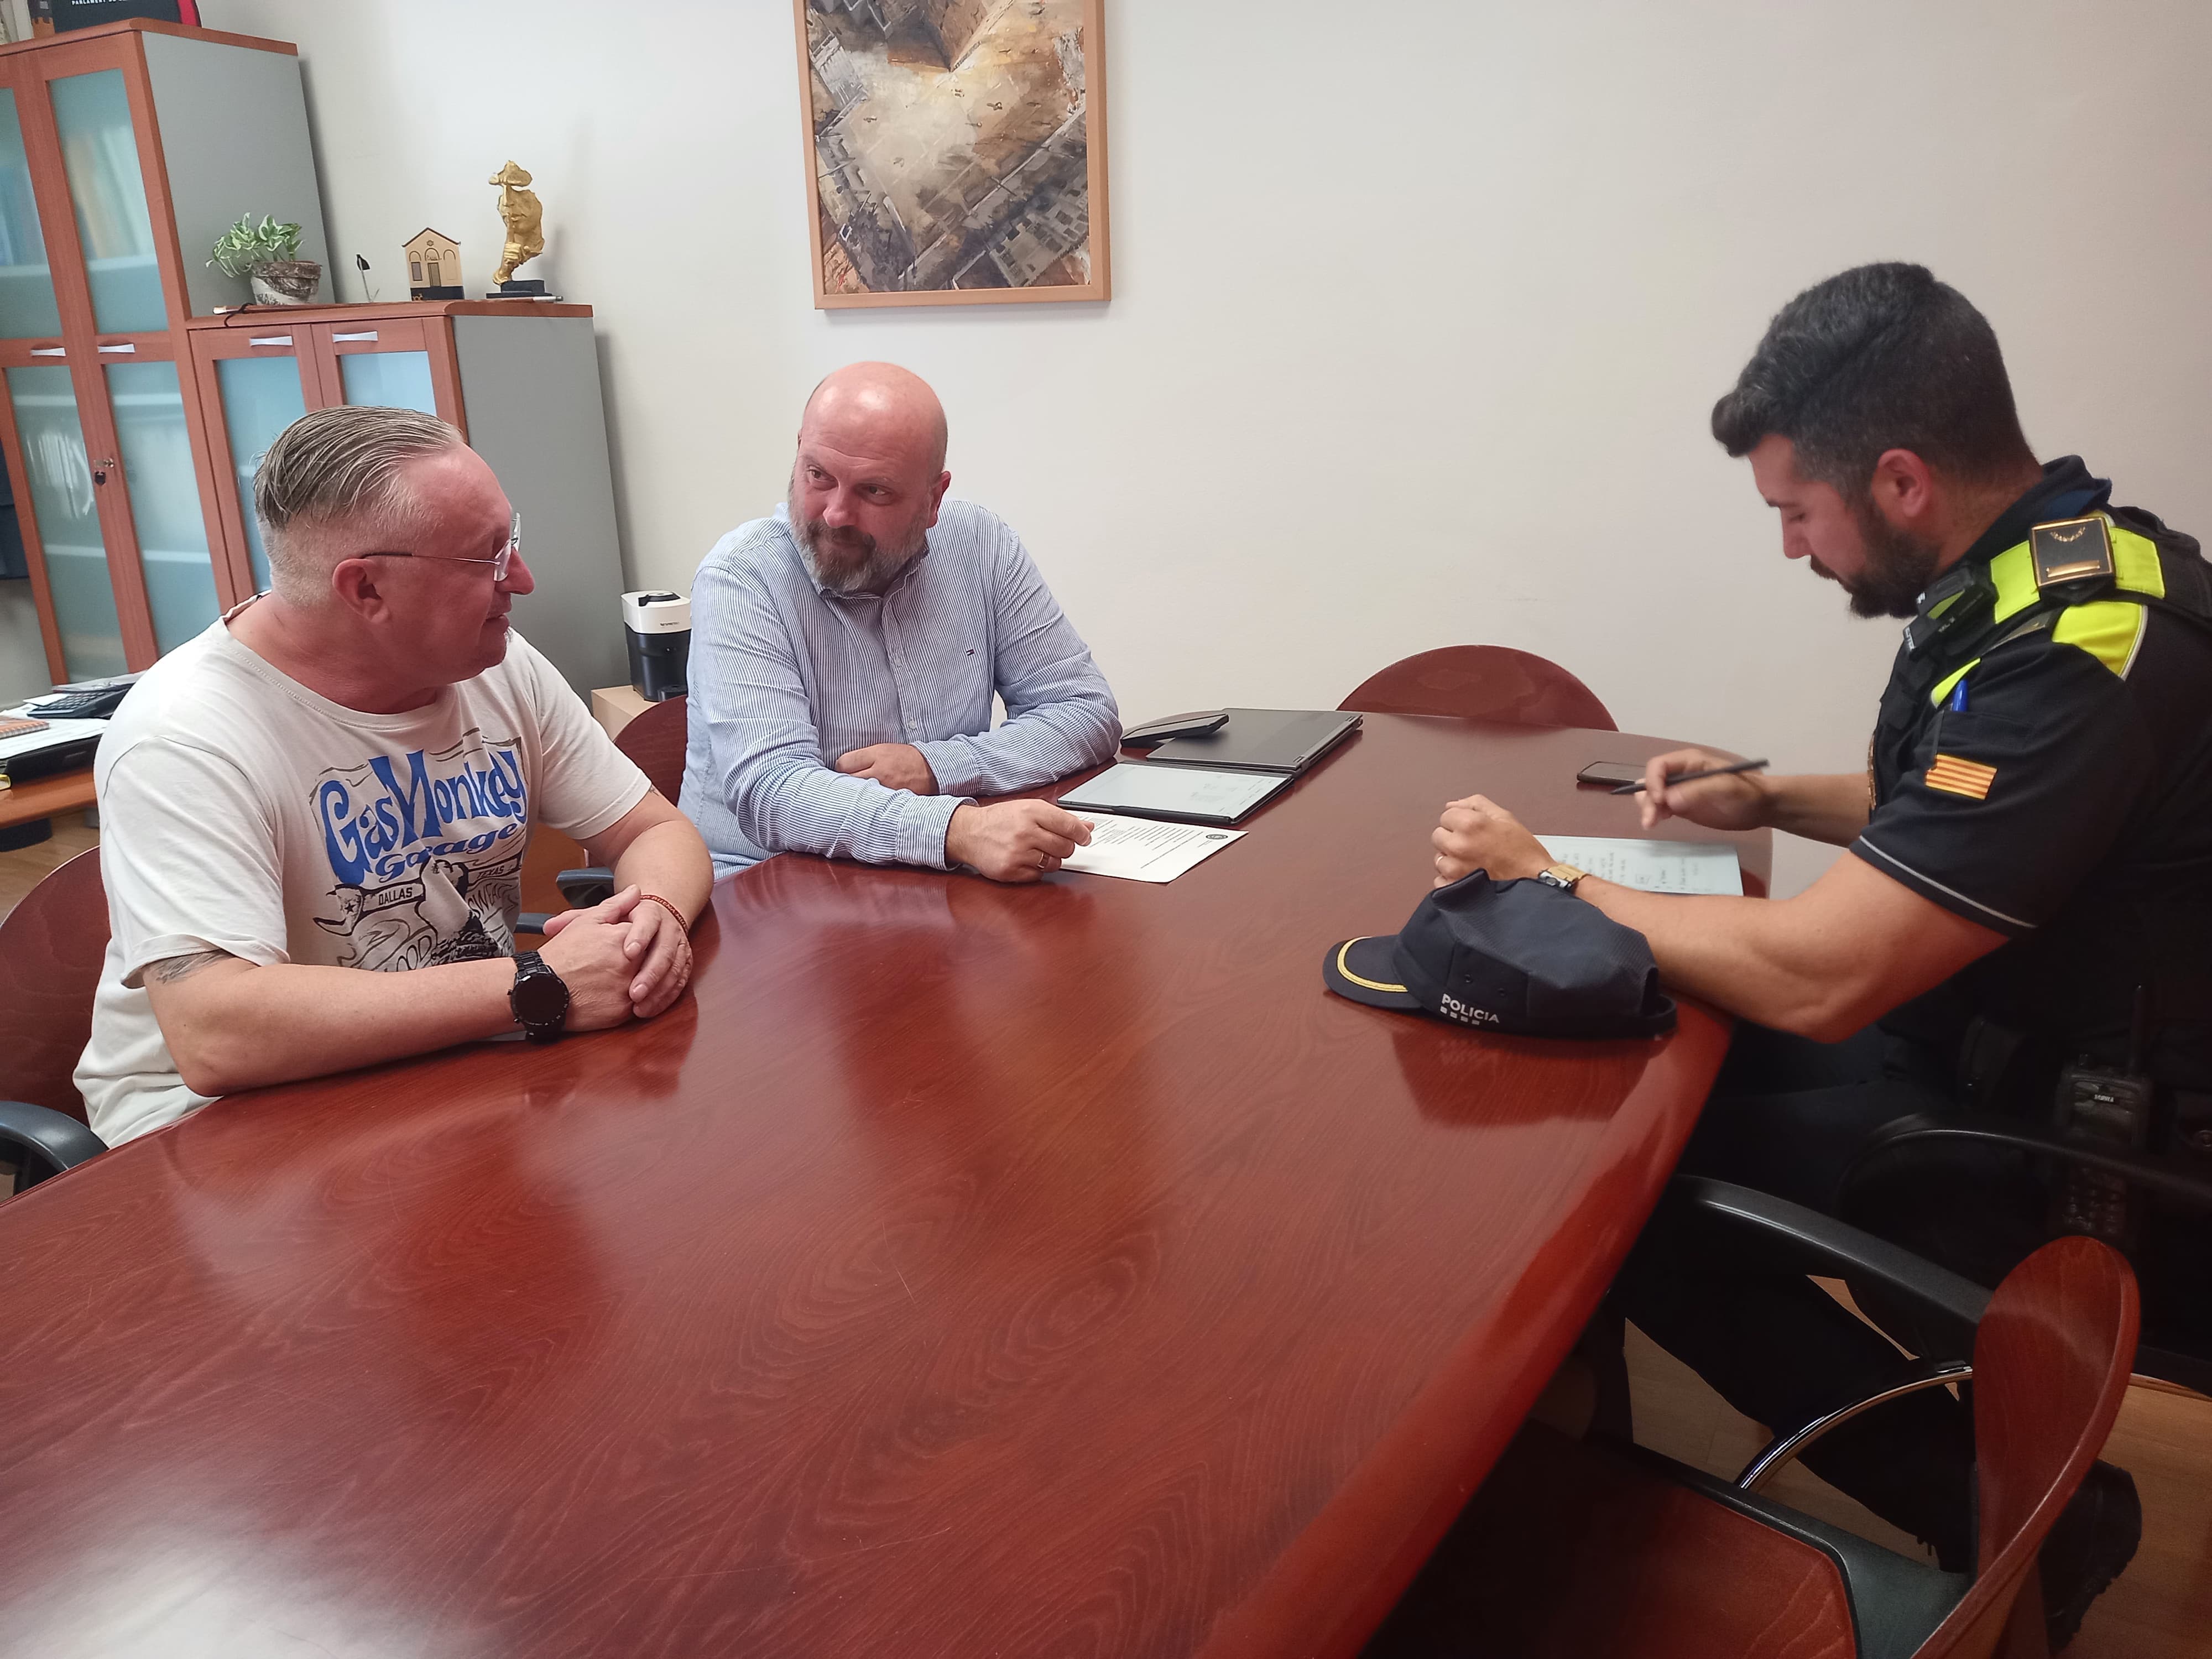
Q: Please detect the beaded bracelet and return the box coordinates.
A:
[638,893,689,930]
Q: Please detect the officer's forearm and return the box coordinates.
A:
[1757,773,1870,846]
[1573,852,2002,1041]
[1574,881,1856,1037]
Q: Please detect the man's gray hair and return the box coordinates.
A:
[252,405,462,603]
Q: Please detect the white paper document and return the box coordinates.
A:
[1535,834,1743,896]
[1062,812,1245,883]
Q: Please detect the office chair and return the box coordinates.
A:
[607,692,688,802]
[1339,646,1618,730]
[519,693,690,930]
[1365,1180,2138,1659]
[0,846,111,1193]
[1841,1114,2212,1399]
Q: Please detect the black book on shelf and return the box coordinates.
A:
[49,0,196,32]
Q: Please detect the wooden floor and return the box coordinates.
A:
[1626,1320,2212,1656]
[3,829,2205,1652]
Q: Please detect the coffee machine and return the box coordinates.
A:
[622,591,690,702]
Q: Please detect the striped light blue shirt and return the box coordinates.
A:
[679,500,1120,874]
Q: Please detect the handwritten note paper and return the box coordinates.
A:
[1535,835,1743,896]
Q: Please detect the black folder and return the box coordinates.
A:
[1142,708,1360,774]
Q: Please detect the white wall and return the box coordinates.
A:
[200,0,2212,893]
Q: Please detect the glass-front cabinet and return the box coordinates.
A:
[0,19,325,683]
[189,307,465,592]
[7,362,120,677]
[0,88,61,342]
[107,357,217,652]
[50,68,165,337]
[207,341,305,592]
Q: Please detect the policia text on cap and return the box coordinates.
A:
[1427,263,2211,1642]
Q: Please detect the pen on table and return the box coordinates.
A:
[1611,758,1770,796]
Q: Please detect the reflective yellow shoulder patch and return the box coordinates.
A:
[1925,754,1996,800]
[2110,526,2167,599]
[2053,598,2147,678]
[1989,542,2039,623]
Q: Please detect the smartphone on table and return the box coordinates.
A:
[1575,760,1647,789]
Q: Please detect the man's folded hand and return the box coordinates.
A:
[836,742,938,795]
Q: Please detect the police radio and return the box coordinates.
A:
[2048,986,2156,1252]
[1903,561,1997,658]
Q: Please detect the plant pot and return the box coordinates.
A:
[248,260,321,305]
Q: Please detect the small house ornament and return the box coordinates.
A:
[403,228,462,299]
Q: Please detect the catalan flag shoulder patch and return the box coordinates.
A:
[1924,754,1996,800]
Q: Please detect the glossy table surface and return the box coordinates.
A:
[0,715,1767,1659]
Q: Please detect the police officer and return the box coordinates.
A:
[1427,263,2212,1647]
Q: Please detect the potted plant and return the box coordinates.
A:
[208,213,320,305]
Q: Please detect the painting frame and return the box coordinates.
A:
[790,0,1110,310]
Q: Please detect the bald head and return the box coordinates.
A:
[801,361,948,478]
[788,362,954,595]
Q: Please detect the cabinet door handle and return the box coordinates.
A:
[248,335,294,347]
[331,330,378,342]
[97,343,135,353]
[29,346,64,357]
[91,456,114,486]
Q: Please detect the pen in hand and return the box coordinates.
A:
[1611,758,1770,796]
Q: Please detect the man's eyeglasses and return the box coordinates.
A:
[359,512,521,581]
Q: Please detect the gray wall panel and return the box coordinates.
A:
[452,313,625,695]
[142,33,329,317]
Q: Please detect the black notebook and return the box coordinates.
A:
[1142,708,1361,774]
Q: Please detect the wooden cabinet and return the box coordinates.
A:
[0,18,327,683]
[185,302,630,695]
[0,21,629,698]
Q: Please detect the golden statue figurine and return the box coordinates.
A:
[489,160,544,286]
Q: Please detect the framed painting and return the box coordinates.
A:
[791,0,1109,309]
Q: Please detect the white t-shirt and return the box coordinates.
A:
[77,620,650,1146]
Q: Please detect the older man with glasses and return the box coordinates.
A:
[76,405,712,1146]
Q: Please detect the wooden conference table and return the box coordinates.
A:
[0,714,1768,1658]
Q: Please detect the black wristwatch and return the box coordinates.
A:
[509,950,570,1042]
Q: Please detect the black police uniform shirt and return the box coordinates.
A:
[1856,457,2212,1100]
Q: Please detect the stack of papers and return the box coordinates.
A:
[0,716,107,763]
[1062,812,1245,884]
[0,701,109,786]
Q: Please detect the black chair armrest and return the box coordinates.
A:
[0,1100,107,1193]
[1665,1177,1991,1358]
[1841,1112,2212,1213]
[517,865,620,936]
[557,866,616,909]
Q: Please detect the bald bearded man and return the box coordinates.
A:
[679,363,1120,882]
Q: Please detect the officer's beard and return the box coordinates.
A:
[790,470,932,596]
[1822,500,1945,620]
